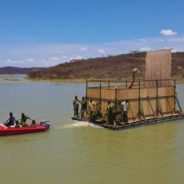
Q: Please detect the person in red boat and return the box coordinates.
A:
[4,112,16,127]
[15,120,21,128]
[31,120,37,128]
[20,113,31,127]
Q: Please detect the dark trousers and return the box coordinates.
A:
[74,108,79,118]
[107,112,114,124]
[123,111,128,123]
[5,120,14,127]
[80,108,86,118]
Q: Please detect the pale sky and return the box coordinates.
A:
[0,0,183,67]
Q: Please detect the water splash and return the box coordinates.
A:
[61,120,101,129]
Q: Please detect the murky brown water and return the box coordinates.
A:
[0,75,184,184]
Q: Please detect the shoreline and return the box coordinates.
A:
[27,76,184,84]
[1,74,184,84]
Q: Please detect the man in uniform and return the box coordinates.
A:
[77,96,87,118]
[106,101,115,124]
[73,96,79,118]
[121,100,129,124]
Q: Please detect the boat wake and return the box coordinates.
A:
[73,121,91,127]
[62,120,101,129]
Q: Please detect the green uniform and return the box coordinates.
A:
[107,103,114,124]
[80,99,87,118]
[73,100,79,118]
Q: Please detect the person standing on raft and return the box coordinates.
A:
[106,101,115,124]
[77,96,87,118]
[88,100,97,120]
[121,100,129,124]
[73,96,79,118]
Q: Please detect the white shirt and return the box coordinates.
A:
[121,101,129,111]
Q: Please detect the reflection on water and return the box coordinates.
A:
[0,76,184,184]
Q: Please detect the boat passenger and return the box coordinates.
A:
[73,96,79,118]
[4,112,16,127]
[77,96,87,118]
[121,100,129,124]
[20,113,30,127]
[31,120,37,128]
[15,120,21,128]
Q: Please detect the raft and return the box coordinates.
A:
[72,113,184,131]
[0,122,50,136]
[72,50,184,131]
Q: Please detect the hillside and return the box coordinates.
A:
[0,67,44,74]
[27,52,184,80]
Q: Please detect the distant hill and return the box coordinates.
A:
[27,51,184,80]
[0,66,45,74]
[28,52,146,80]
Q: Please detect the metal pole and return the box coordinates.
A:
[147,96,156,117]
[115,86,118,106]
[99,83,102,111]
[138,81,141,119]
[174,80,176,112]
[114,86,118,118]
[86,80,88,99]
[156,80,159,116]
[108,80,110,89]
[175,95,183,113]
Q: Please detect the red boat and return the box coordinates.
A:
[0,122,50,136]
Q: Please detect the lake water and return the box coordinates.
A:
[0,75,184,184]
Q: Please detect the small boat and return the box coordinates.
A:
[0,121,50,136]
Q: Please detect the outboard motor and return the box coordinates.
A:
[40,121,51,128]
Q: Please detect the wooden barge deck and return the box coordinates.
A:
[72,113,184,131]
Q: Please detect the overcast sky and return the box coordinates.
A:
[0,0,184,67]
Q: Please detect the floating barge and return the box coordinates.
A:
[73,49,184,130]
